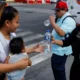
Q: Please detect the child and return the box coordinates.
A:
[6,37,32,80]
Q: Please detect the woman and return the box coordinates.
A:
[0,3,43,80]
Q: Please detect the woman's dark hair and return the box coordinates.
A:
[9,37,24,54]
[0,3,18,28]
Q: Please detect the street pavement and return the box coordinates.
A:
[8,3,74,80]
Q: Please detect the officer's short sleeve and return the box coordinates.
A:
[60,17,76,34]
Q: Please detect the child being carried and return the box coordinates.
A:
[5,37,31,80]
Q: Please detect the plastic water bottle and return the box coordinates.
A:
[44,14,55,27]
[44,19,50,27]
[44,29,51,54]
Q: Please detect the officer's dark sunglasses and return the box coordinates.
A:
[56,9,61,12]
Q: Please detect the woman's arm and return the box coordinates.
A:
[0,58,28,73]
[25,47,35,53]
[4,56,10,64]
[25,44,44,54]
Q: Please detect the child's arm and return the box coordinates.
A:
[28,59,32,66]
[4,56,10,64]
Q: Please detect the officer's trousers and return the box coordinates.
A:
[51,54,67,80]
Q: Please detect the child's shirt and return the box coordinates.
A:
[6,53,28,80]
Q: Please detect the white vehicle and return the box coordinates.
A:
[64,0,80,25]
[50,0,57,4]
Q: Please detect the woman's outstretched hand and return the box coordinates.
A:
[34,44,44,53]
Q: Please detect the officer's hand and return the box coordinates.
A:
[51,36,55,44]
[49,15,55,24]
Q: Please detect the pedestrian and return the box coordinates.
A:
[0,3,43,80]
[49,1,76,80]
[6,37,32,80]
[51,26,80,80]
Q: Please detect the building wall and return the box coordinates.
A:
[6,0,15,2]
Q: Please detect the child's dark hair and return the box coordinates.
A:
[0,3,18,28]
[9,37,24,54]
